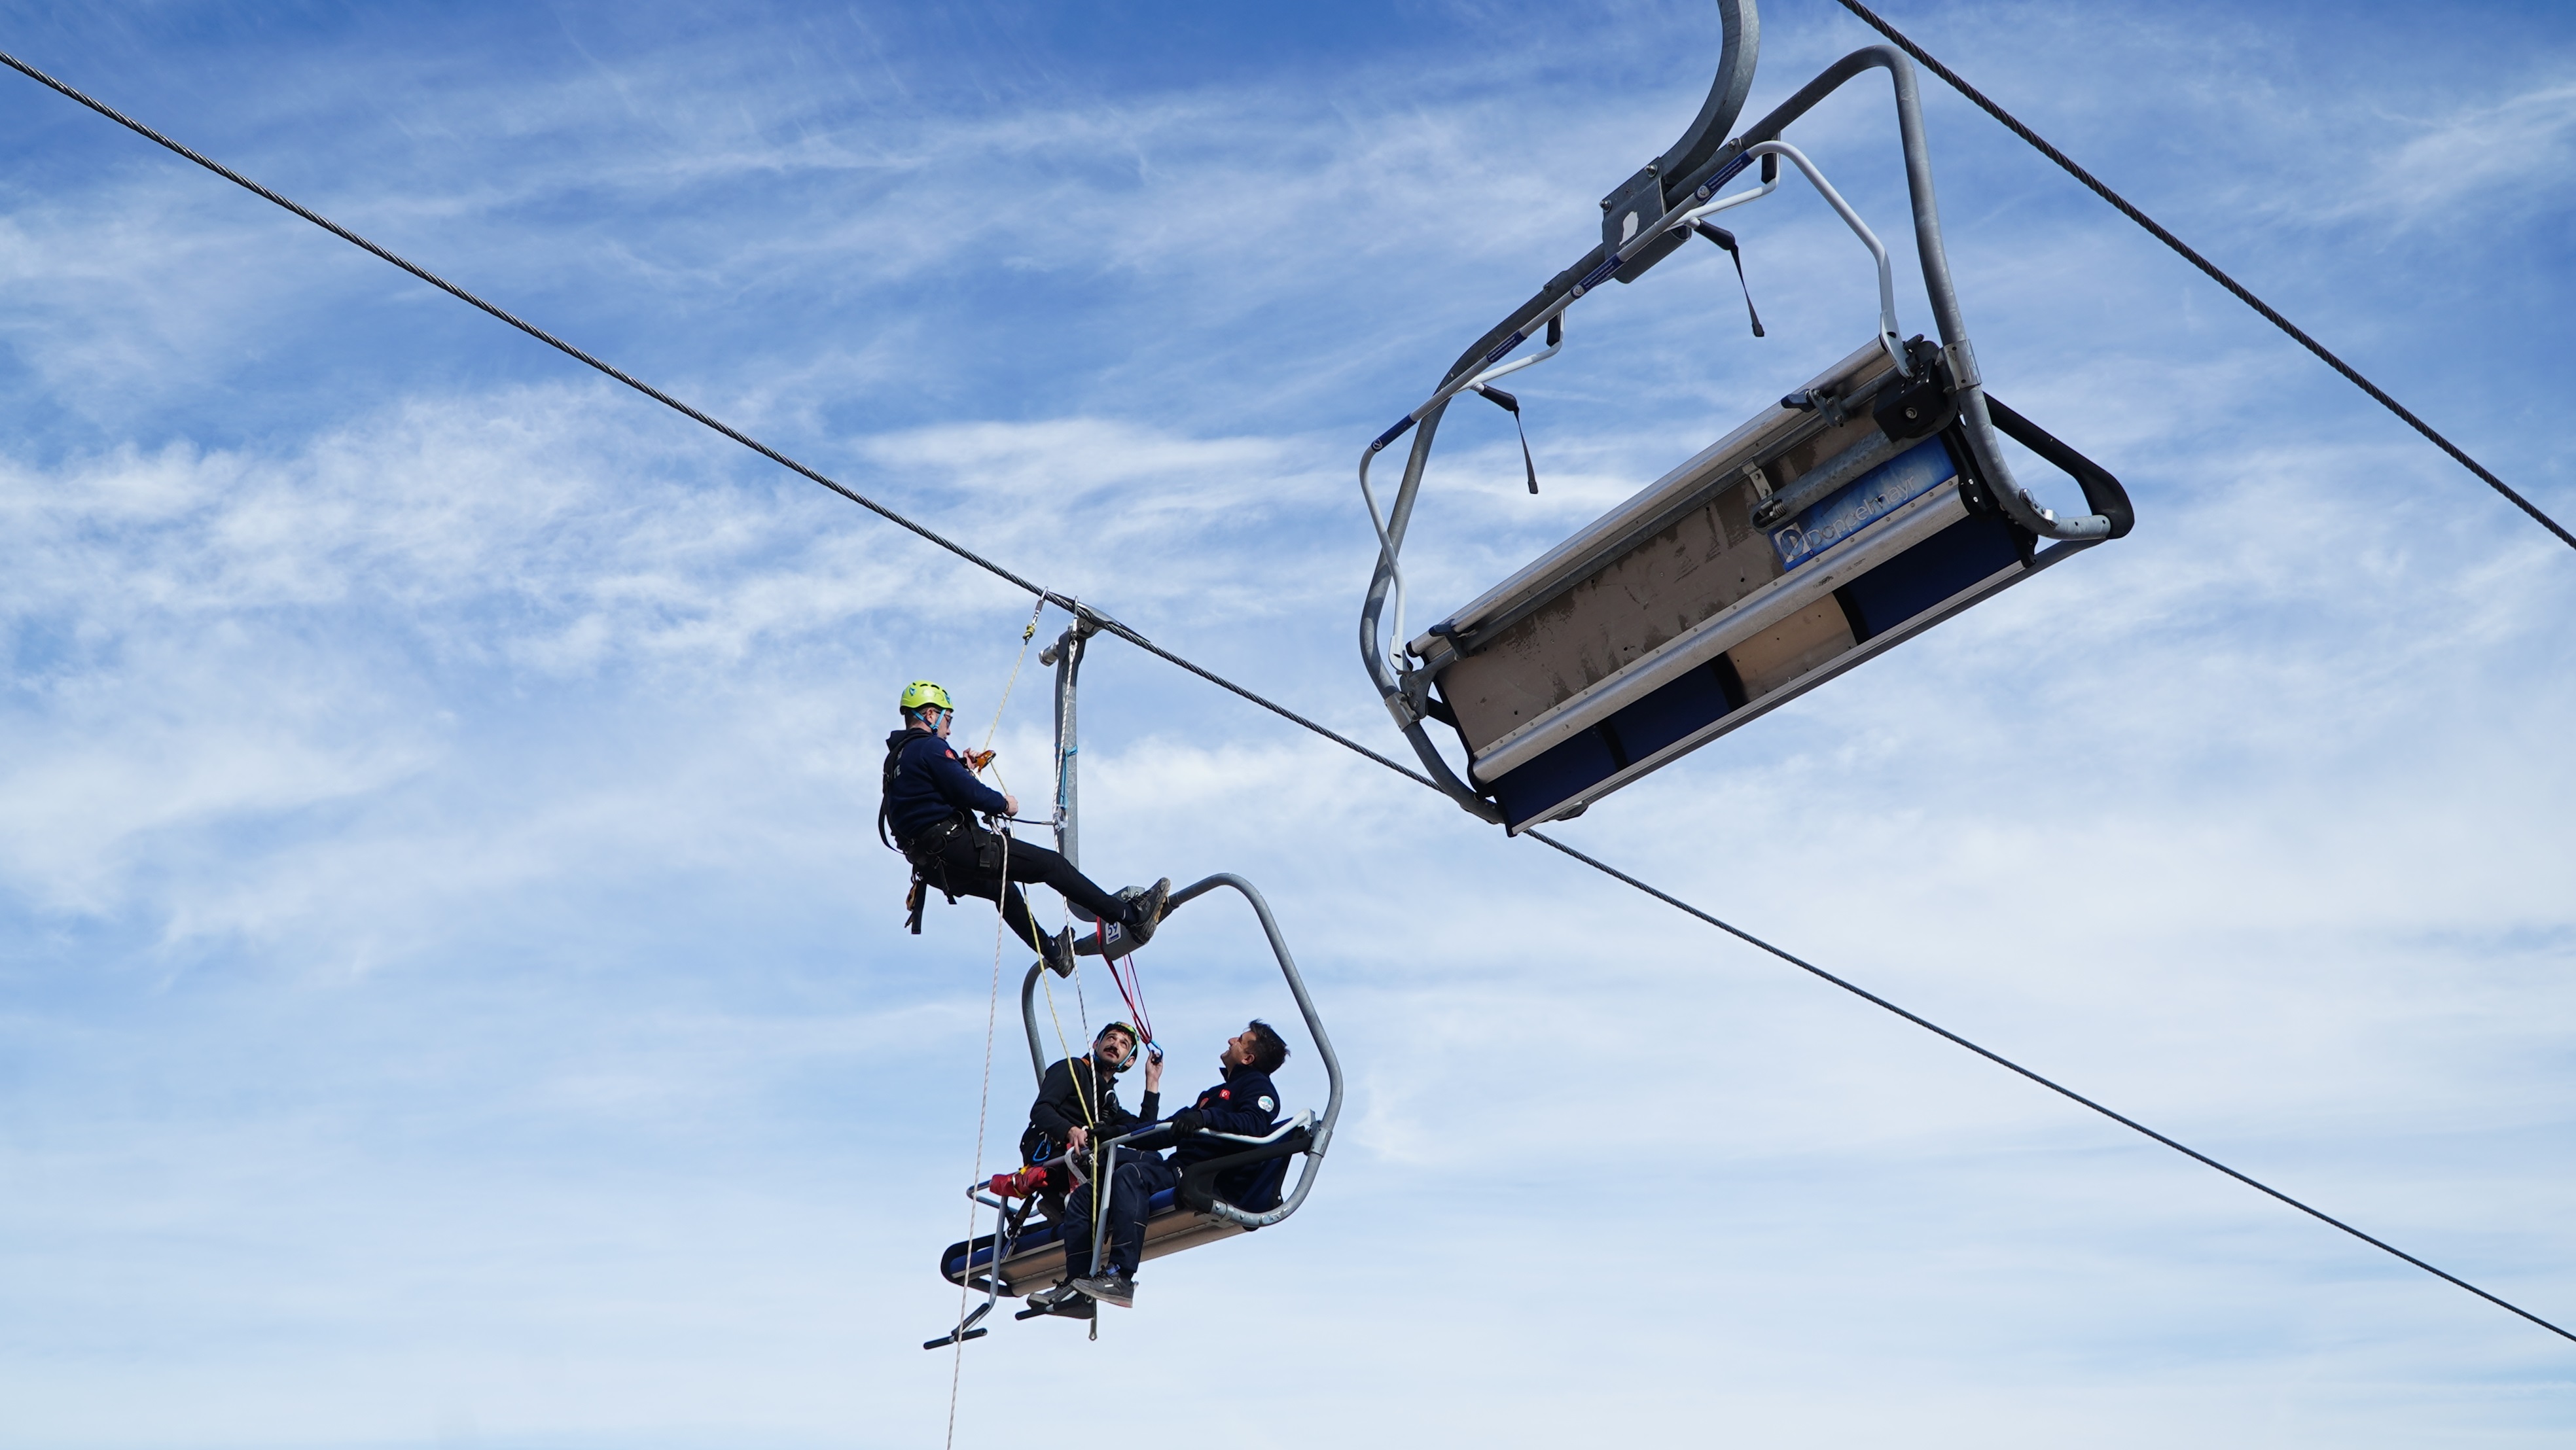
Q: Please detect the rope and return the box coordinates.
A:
[943,843,1011,1447]
[1827,0,2576,554]
[940,613,1050,1402]
[20,50,2566,1347]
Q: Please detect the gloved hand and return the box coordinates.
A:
[1168,1108,1206,1137]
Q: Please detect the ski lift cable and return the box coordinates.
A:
[14,48,2571,1349]
[0,41,1443,789]
[1530,829,2576,1347]
[1829,0,2576,555]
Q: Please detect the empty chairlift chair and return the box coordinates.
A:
[1357,3,2133,832]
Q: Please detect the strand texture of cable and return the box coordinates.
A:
[16,47,2569,1347]
[1830,0,2576,554]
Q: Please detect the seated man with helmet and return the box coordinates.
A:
[1031,1019,1291,1312]
[878,679,1168,975]
[1007,1019,1158,1322]
[1022,1020,1161,1173]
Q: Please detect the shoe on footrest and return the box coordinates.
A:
[1041,927,1076,978]
[1121,878,1173,947]
[1071,1271,1135,1309]
[1024,1280,1095,1318]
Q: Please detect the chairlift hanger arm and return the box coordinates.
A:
[1359,1,1761,819]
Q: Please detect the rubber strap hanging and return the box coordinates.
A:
[1692,221,1764,338]
[1474,384,1540,494]
[1094,917,1155,1049]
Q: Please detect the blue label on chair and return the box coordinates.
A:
[1771,439,1956,571]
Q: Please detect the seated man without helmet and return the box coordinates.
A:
[1033,1019,1290,1311]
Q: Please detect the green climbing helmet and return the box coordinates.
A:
[899,680,953,715]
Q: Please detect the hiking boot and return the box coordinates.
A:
[1071,1271,1135,1309]
[1120,879,1173,947]
[1041,927,1076,978]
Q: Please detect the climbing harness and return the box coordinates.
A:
[1357,3,2134,833]
[926,611,1345,1345]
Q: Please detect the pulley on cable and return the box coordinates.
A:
[1356,0,2134,833]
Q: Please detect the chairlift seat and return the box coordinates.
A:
[937,1114,1314,1296]
[1406,339,2128,832]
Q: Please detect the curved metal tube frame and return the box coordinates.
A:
[1164,872,1344,1228]
[1067,871,1343,1267]
[1357,41,2116,821]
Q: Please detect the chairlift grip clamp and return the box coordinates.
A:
[1942,338,1982,391]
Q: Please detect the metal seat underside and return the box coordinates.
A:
[1412,342,2079,832]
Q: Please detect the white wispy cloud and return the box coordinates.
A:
[4,3,2572,1447]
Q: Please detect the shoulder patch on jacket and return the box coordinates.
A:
[1258,1095,1275,1112]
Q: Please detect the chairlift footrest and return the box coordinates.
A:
[921,1327,990,1350]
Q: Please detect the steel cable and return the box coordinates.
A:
[9,46,2569,1347]
[1829,0,2576,553]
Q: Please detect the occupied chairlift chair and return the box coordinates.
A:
[1359,1,2134,833]
[927,616,1345,1346]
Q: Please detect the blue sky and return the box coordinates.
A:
[3,1,2573,1445]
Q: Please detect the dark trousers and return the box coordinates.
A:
[925,833,1126,952]
[1058,1147,1179,1280]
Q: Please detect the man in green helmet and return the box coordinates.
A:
[879,679,1169,974]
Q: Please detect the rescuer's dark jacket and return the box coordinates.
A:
[881,728,1008,848]
[1020,1054,1160,1165]
[1168,1065,1281,1171]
